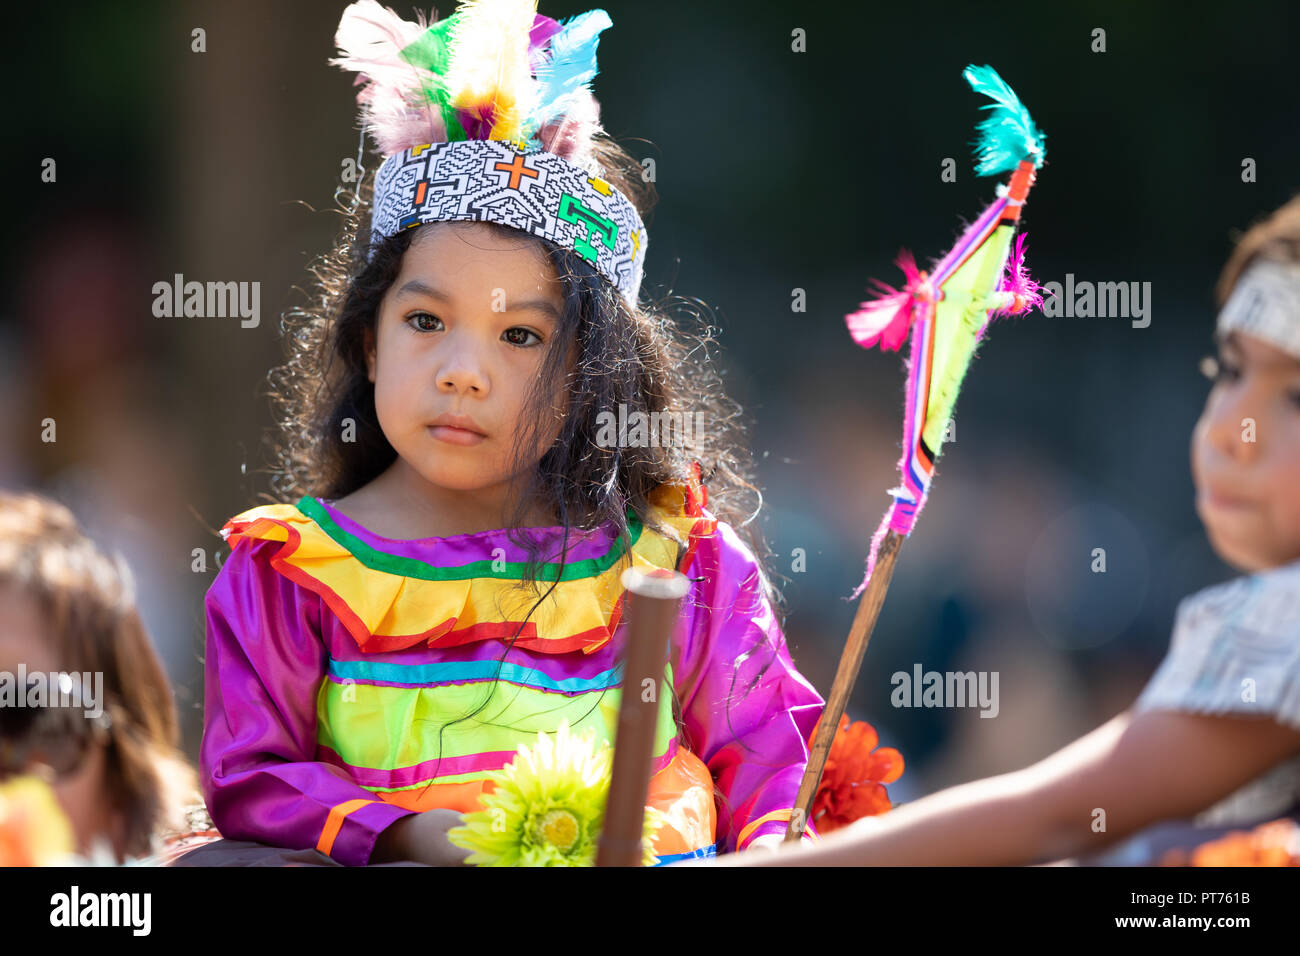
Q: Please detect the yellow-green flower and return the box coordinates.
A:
[0,774,75,866]
[447,719,664,866]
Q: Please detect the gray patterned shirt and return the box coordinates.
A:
[1135,558,1300,824]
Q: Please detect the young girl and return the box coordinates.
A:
[0,491,197,863]
[196,0,824,866]
[703,195,1300,867]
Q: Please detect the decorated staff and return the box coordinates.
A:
[786,65,1048,842]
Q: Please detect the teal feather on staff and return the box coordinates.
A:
[963,64,1046,176]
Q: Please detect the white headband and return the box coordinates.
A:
[370,139,647,306]
[1218,259,1300,359]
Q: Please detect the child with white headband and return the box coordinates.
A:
[704,195,1300,867]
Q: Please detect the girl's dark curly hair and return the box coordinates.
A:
[262,133,792,802]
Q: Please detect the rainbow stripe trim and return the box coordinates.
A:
[219,480,716,656]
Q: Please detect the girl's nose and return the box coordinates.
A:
[1203,383,1262,463]
[436,346,489,395]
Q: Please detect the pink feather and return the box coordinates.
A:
[537,90,603,163]
[845,249,926,352]
[528,14,564,69]
[992,233,1044,316]
[332,1,444,155]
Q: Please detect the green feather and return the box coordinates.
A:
[400,15,466,141]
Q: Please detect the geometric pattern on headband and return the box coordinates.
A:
[1217,258,1300,360]
[371,138,648,306]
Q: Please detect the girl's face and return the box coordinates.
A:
[366,222,569,499]
[1191,329,1300,572]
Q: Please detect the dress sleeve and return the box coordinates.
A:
[200,536,417,866]
[673,517,826,853]
[1135,561,1300,731]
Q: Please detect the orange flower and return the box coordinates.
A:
[810,713,904,835]
[1159,818,1300,867]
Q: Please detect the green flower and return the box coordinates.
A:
[447,719,663,866]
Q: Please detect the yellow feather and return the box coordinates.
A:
[445,0,539,141]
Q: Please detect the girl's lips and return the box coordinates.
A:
[1200,488,1255,511]
[428,424,486,446]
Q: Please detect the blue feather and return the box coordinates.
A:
[962,64,1046,176]
[532,9,613,126]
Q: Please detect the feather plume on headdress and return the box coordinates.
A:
[332,0,611,165]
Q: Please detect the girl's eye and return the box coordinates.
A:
[503,327,542,347]
[407,312,443,333]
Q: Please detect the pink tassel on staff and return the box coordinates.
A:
[992,234,1044,316]
[845,250,932,352]
[977,234,1046,340]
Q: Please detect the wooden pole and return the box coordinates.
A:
[783,529,904,843]
[596,566,689,866]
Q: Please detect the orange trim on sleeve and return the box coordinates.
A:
[737,808,799,849]
[375,779,495,813]
[316,798,375,857]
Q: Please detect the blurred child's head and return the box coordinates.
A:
[0,492,195,860]
[268,133,778,599]
[1192,195,1300,572]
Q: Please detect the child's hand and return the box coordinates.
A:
[373,809,472,867]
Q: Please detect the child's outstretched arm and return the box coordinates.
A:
[200,537,419,866]
[702,707,1300,866]
[674,520,826,854]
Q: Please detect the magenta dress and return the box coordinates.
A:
[199,476,825,865]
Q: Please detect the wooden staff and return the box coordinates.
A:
[596,566,690,866]
[783,529,904,843]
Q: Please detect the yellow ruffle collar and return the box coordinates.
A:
[219,478,715,656]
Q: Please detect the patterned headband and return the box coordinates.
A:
[1218,259,1300,359]
[334,0,647,306]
